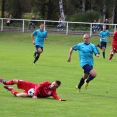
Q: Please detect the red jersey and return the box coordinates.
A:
[17,80,60,100]
[112,31,117,52]
[34,81,60,100]
[113,31,117,42]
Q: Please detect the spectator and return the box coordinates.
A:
[92,20,97,33]
[6,15,13,26]
[57,18,63,30]
[97,19,102,31]
[104,19,109,30]
[29,16,36,29]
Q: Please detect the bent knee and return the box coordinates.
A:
[13,79,18,84]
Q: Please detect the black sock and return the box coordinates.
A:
[33,55,39,63]
[97,44,101,49]
[86,74,94,83]
[102,52,105,58]
[78,77,84,89]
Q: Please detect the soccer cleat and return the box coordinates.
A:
[84,80,88,90]
[33,62,36,65]
[76,86,81,93]
[4,85,14,91]
[0,78,6,84]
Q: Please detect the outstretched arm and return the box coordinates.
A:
[31,34,35,45]
[67,48,73,62]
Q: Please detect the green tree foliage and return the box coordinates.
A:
[0,0,117,23]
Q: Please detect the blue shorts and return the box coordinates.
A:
[35,45,43,51]
[82,64,93,74]
[101,42,107,48]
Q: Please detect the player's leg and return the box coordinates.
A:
[102,42,107,58]
[16,92,28,97]
[109,50,114,60]
[76,65,91,92]
[77,74,88,89]
[4,85,19,96]
[109,43,117,60]
[33,46,43,64]
[83,65,96,89]
[0,78,18,85]
[4,85,28,97]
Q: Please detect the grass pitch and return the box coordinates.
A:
[0,32,117,117]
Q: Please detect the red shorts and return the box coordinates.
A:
[112,42,117,53]
[17,80,37,93]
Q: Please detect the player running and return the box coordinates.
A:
[109,31,117,61]
[67,34,100,92]
[97,25,110,58]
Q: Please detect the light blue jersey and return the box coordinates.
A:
[99,30,110,42]
[72,42,99,67]
[32,29,47,47]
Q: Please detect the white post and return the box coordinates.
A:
[66,22,68,35]
[114,25,116,33]
[22,20,24,32]
[90,23,92,37]
[1,19,3,31]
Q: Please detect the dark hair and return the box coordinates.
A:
[55,80,61,86]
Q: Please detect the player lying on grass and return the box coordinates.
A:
[0,78,66,101]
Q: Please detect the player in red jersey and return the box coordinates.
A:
[0,78,66,101]
[109,31,117,61]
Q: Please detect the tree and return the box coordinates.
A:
[1,0,6,18]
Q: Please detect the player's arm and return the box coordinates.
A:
[44,31,48,41]
[52,91,66,101]
[67,48,73,62]
[94,46,100,57]
[31,33,35,44]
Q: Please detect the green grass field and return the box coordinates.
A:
[0,32,117,117]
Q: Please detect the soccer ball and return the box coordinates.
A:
[28,88,35,97]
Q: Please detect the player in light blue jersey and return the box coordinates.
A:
[67,34,100,92]
[31,23,47,64]
[97,25,110,58]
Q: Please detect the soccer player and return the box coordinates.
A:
[31,23,47,65]
[0,78,66,101]
[109,31,117,61]
[67,34,100,92]
[97,25,110,58]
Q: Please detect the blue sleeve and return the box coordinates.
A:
[72,44,79,51]
[95,46,100,54]
[32,30,37,36]
[99,31,102,37]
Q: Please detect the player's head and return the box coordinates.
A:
[103,25,106,30]
[50,80,61,89]
[40,23,44,31]
[83,34,90,44]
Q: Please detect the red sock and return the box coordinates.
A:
[5,80,15,85]
[11,89,19,96]
[109,54,114,60]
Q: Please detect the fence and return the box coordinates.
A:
[0,18,117,36]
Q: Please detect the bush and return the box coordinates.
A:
[67,10,101,28]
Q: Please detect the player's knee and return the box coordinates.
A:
[92,73,97,78]
[13,79,18,84]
